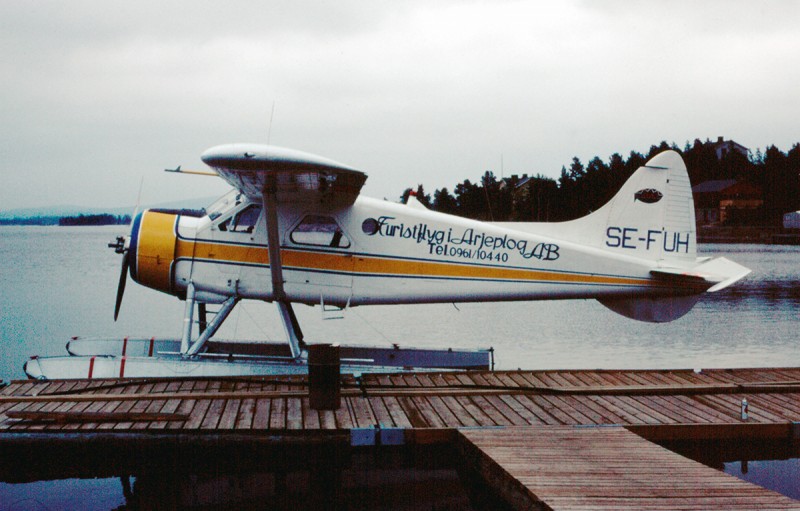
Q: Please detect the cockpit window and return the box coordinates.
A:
[206,190,241,221]
[290,215,351,248]
[218,204,261,233]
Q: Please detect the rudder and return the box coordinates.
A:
[567,150,697,263]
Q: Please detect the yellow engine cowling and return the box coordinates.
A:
[129,210,179,296]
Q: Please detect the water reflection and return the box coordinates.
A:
[664,439,800,500]
[709,279,800,304]
[700,243,800,305]
[2,232,799,378]
[116,467,483,511]
[0,445,510,511]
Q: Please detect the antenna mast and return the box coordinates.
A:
[267,101,276,145]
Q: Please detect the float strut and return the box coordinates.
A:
[198,303,208,335]
[180,282,196,353]
[185,297,238,357]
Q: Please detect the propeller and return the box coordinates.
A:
[110,176,144,321]
[108,236,129,321]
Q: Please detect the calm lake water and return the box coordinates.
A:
[2,226,799,380]
[0,226,799,509]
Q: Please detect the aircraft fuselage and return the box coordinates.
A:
[130,193,699,309]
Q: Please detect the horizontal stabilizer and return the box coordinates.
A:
[651,257,751,292]
[600,256,751,322]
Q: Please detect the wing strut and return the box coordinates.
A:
[262,177,286,302]
[262,177,305,359]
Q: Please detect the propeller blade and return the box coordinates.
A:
[114,252,129,321]
[112,180,142,321]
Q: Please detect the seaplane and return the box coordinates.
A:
[24,145,750,379]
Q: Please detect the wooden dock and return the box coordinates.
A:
[2,367,800,509]
[458,426,800,510]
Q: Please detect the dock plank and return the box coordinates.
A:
[334,398,354,429]
[373,375,412,428]
[200,398,227,429]
[5,401,45,431]
[427,373,483,427]
[79,384,120,431]
[233,397,255,430]
[318,408,337,430]
[348,393,377,429]
[269,397,286,429]
[301,398,320,430]
[463,373,529,426]
[59,401,94,431]
[441,374,500,426]
[183,399,212,430]
[366,397,394,428]
[413,374,465,427]
[286,397,303,430]
[4,382,35,396]
[762,393,800,417]
[580,395,645,424]
[399,375,446,428]
[251,398,271,430]
[217,398,241,430]
[148,398,181,430]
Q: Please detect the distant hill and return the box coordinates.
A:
[0,196,218,220]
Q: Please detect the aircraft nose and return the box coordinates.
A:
[128,209,178,295]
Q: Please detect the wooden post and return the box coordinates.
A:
[309,344,340,410]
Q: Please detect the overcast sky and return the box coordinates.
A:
[2,0,799,210]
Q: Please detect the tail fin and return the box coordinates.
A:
[568,150,697,263]
[578,150,750,293]
[499,150,750,322]
[501,150,696,264]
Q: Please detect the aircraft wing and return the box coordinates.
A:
[201,144,367,206]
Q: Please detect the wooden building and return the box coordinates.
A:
[693,179,763,225]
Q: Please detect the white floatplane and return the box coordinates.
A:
[25,146,750,379]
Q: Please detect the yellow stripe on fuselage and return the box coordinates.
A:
[349,254,648,286]
[176,239,268,265]
[175,238,651,288]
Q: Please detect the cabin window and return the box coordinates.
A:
[218,204,261,233]
[290,215,351,248]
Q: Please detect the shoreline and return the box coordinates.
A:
[698,225,800,245]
